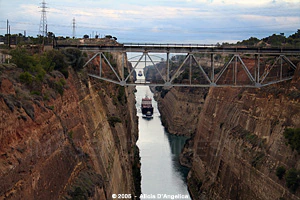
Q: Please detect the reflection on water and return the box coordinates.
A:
[165,132,190,182]
[136,86,191,199]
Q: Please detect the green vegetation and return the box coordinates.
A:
[44,49,69,77]
[284,128,300,153]
[237,93,243,100]
[285,168,300,193]
[276,166,286,180]
[10,48,34,70]
[45,105,54,110]
[288,90,300,100]
[219,122,224,129]
[6,47,84,98]
[30,91,41,96]
[53,78,67,96]
[234,126,266,148]
[10,47,81,78]
[19,71,33,85]
[65,168,103,200]
[68,131,74,139]
[235,30,300,48]
[156,86,170,98]
[63,48,86,71]
[237,37,260,46]
[117,86,127,105]
[251,152,265,168]
[108,116,122,127]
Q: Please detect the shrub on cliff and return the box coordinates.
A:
[19,71,33,85]
[117,86,126,105]
[276,166,286,180]
[108,116,122,127]
[10,47,34,70]
[63,48,86,71]
[284,128,300,153]
[54,78,66,96]
[44,49,69,78]
[285,168,300,193]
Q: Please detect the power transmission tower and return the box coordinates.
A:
[39,0,48,37]
[72,18,76,39]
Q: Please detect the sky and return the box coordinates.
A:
[0,0,299,44]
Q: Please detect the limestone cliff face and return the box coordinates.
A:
[0,53,140,199]
[156,62,300,199]
[187,66,300,199]
[155,87,208,136]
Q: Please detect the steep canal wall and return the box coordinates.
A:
[154,87,208,136]
[0,51,140,199]
[156,65,300,199]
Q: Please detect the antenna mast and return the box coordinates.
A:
[39,0,48,37]
[72,18,76,39]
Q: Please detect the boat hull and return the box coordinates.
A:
[141,107,153,116]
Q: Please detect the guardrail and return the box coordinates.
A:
[122,43,218,48]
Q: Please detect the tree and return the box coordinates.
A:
[10,48,34,70]
[19,72,33,85]
[83,34,89,39]
[44,50,69,77]
[47,32,54,38]
[63,48,86,71]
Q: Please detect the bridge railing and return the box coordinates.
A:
[122,43,218,48]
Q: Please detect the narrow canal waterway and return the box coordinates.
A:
[136,85,191,199]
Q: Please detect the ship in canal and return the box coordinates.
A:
[138,70,143,76]
[141,96,153,118]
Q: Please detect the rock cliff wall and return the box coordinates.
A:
[0,53,140,199]
[157,64,300,199]
[155,87,208,136]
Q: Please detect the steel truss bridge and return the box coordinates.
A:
[57,43,300,88]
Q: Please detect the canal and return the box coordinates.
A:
[135,85,191,199]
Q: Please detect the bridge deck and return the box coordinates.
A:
[56,43,300,54]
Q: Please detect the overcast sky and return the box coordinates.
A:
[0,0,299,43]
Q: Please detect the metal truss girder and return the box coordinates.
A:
[191,54,212,84]
[259,55,297,84]
[169,54,190,83]
[146,53,166,83]
[282,55,297,69]
[215,55,257,85]
[88,74,122,85]
[125,53,144,82]
[84,52,122,82]
[215,55,236,83]
[259,56,281,83]
[89,74,294,88]
[261,77,294,87]
[101,52,122,82]
[80,46,298,88]
[83,52,100,68]
[236,55,256,83]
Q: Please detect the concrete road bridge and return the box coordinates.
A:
[56,43,300,88]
